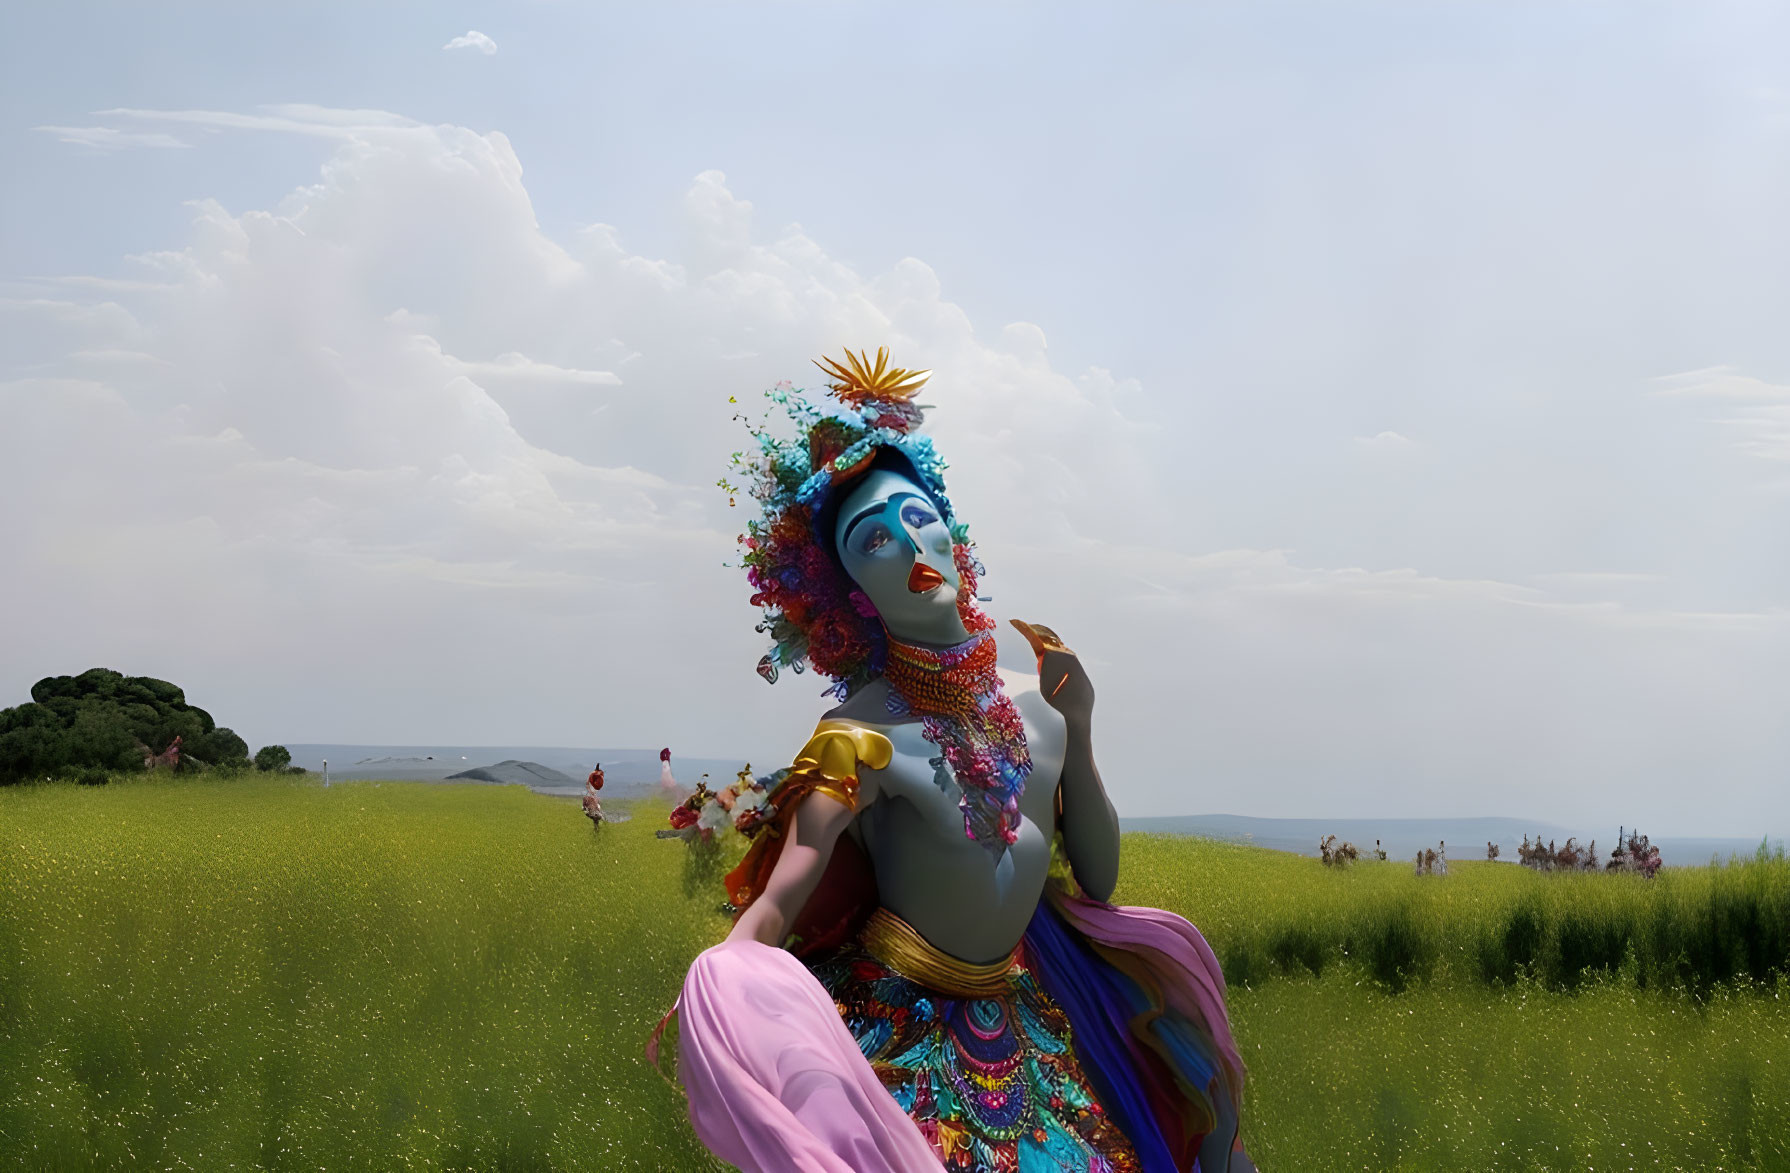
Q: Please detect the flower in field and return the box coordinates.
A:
[697,798,730,836]
[730,786,767,833]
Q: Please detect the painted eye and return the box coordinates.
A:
[900,502,938,529]
[853,521,894,556]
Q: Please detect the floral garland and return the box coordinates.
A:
[882,627,1031,856]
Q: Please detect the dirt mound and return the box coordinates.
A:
[446,760,578,786]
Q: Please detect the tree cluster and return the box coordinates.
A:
[254,744,294,772]
[0,668,252,784]
[1319,834,1360,868]
[1516,831,1662,877]
[1518,835,1598,871]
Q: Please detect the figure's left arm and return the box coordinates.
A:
[1012,620,1120,903]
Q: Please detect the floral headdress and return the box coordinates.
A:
[715,348,1031,859]
[722,347,993,701]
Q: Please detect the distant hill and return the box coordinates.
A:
[283,744,751,796]
[446,760,577,787]
[1118,814,1777,868]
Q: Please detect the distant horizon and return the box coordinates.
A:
[279,742,1786,845]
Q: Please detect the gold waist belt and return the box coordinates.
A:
[859,907,1019,999]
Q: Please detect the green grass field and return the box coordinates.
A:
[3,775,1787,1171]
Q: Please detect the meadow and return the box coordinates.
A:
[2,775,1786,1171]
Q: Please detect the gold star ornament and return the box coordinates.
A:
[813,347,931,405]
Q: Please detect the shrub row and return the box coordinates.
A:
[1209,848,1790,997]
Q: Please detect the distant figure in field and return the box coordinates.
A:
[582,764,604,825]
[145,734,182,771]
[658,746,677,793]
[658,775,717,842]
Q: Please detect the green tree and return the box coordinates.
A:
[66,705,142,772]
[189,726,251,772]
[0,706,73,779]
[254,744,293,772]
[0,669,253,783]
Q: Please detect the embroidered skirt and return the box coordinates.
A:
[808,907,1141,1173]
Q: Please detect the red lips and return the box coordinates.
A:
[907,562,946,593]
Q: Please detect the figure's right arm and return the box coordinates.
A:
[727,789,855,947]
[720,718,890,947]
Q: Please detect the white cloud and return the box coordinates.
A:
[1652,365,1790,463]
[445,350,623,386]
[34,125,191,150]
[1651,365,1790,401]
[1532,571,1666,588]
[51,275,181,294]
[998,321,1049,365]
[442,30,498,55]
[4,105,1786,837]
[1354,429,1413,448]
[98,106,423,140]
[259,104,422,128]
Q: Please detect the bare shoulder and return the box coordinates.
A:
[821,677,898,727]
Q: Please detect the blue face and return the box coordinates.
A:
[832,468,969,644]
[841,494,947,560]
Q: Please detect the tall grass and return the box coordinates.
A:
[1115,834,1790,996]
[1233,972,1790,1171]
[1,775,729,1171]
[4,777,1787,1170]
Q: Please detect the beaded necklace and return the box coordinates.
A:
[881,628,1031,859]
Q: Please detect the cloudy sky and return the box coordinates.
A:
[5,3,1787,835]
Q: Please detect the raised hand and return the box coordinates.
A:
[1009,619,1094,727]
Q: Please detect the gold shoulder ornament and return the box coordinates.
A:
[791,718,893,812]
[723,718,892,916]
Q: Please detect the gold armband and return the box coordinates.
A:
[723,719,893,919]
[789,719,892,813]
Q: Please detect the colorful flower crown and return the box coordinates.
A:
[721,347,991,699]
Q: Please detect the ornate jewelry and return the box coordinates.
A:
[882,628,1031,858]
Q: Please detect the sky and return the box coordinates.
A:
[4,2,1787,836]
